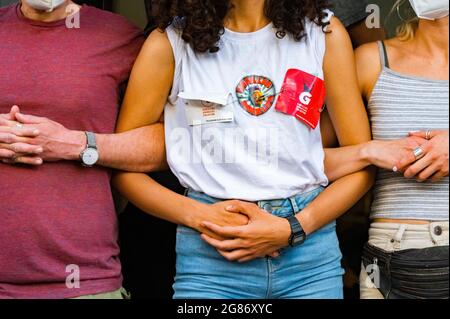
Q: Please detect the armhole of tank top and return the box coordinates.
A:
[166,26,184,104]
[313,10,335,75]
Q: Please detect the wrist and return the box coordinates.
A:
[183,200,208,230]
[278,217,292,247]
[360,141,376,167]
[296,211,314,236]
[64,130,86,161]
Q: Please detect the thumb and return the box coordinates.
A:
[226,201,258,218]
[4,105,20,120]
[225,201,245,213]
[10,105,20,118]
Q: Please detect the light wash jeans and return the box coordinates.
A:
[173,187,345,299]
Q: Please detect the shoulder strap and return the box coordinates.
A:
[377,41,390,69]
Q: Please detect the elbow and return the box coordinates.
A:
[124,146,168,173]
[358,166,377,193]
[325,168,340,183]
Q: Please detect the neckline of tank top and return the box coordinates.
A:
[222,22,276,41]
[381,66,449,84]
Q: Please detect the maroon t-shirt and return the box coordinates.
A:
[0,4,144,298]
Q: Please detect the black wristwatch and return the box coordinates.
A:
[286,215,306,247]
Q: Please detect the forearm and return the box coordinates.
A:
[67,124,167,172]
[97,124,167,172]
[324,142,373,182]
[297,167,376,235]
[112,172,204,228]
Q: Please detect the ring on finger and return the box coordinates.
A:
[413,147,425,160]
[393,166,399,172]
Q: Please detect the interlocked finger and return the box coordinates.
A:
[0,142,43,155]
[3,156,43,166]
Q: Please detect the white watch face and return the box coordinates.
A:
[82,148,99,166]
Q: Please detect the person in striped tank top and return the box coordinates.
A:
[325,0,449,299]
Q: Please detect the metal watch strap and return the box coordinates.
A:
[85,131,97,149]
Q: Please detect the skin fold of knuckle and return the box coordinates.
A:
[4,134,14,144]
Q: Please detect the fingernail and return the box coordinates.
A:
[226,205,235,211]
[33,130,40,135]
[36,148,43,154]
[36,158,43,165]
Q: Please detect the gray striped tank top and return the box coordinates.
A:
[368,41,449,221]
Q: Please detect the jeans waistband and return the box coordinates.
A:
[369,222,449,251]
[185,187,325,218]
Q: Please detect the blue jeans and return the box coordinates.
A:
[173,187,344,299]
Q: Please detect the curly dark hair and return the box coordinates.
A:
[155,0,331,53]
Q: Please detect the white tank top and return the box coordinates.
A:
[164,12,333,201]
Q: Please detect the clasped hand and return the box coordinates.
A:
[0,105,84,165]
[200,201,291,263]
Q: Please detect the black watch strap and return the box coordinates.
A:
[286,215,306,247]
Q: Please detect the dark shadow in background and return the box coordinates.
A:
[119,171,181,299]
[75,0,112,10]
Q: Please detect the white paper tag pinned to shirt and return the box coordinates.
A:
[179,92,234,126]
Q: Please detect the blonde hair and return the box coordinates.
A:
[390,0,419,41]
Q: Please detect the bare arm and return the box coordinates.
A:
[324,140,422,182]
[111,29,197,227]
[323,42,424,182]
[296,17,375,234]
[0,30,171,172]
[111,30,248,236]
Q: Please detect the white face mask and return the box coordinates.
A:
[409,0,449,20]
[24,0,66,12]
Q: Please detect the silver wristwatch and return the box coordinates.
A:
[80,132,99,167]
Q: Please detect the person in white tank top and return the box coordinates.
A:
[109,0,383,299]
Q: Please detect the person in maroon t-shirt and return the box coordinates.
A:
[0,0,154,299]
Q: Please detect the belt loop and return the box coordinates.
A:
[183,188,190,197]
[394,224,408,243]
[289,196,300,214]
